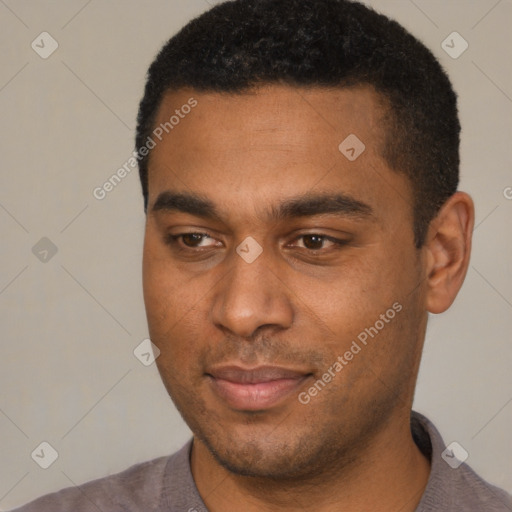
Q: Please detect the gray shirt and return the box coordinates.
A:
[11,412,512,511]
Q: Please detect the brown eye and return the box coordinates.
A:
[165,232,217,250]
[181,233,207,247]
[290,234,348,253]
[302,235,326,250]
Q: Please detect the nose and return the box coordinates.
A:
[210,246,294,339]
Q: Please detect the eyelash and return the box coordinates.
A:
[165,232,348,253]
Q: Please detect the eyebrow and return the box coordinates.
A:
[151,191,374,222]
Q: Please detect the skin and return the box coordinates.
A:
[142,85,474,511]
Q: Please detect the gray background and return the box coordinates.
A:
[0,0,511,508]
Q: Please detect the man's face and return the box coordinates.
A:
[143,85,428,478]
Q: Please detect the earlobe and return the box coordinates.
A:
[424,192,475,314]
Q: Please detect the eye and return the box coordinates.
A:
[291,234,347,251]
[166,232,219,249]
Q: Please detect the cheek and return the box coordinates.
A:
[142,236,207,369]
[143,234,185,341]
[143,255,173,327]
[302,255,394,330]
[297,246,417,372]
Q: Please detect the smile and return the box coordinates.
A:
[206,365,312,411]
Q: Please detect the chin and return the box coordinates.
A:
[207,439,308,479]
[194,422,343,481]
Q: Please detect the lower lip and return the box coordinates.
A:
[208,376,308,411]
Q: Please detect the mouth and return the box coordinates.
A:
[206,365,312,411]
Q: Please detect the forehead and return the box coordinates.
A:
[153,84,387,149]
[147,84,412,223]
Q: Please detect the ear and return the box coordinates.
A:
[424,192,475,314]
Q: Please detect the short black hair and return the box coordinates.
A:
[136,0,460,247]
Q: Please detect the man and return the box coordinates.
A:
[13,0,512,510]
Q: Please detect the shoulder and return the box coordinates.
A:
[452,463,512,511]
[9,442,192,512]
[412,411,512,511]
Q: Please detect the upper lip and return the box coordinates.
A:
[207,365,310,384]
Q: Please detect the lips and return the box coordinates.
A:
[206,365,311,411]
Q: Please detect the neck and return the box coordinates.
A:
[191,411,431,512]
